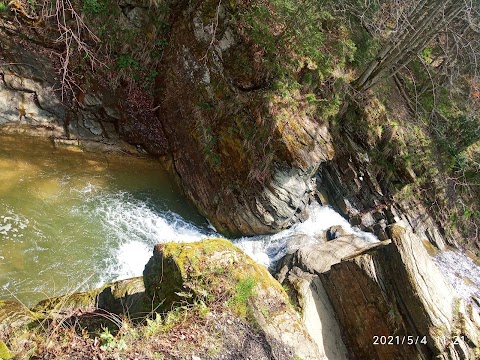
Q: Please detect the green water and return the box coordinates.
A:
[0,135,211,306]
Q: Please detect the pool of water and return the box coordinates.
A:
[0,135,213,306]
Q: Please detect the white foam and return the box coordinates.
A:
[433,250,480,302]
[77,193,379,284]
[0,209,29,239]
[234,203,378,267]
[81,192,212,283]
[115,241,152,280]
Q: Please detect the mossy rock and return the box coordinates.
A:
[143,238,285,311]
[0,342,11,360]
[32,277,150,319]
[33,288,102,314]
[143,239,321,359]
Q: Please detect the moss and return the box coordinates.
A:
[0,300,37,328]
[0,342,11,359]
[150,239,288,321]
[32,288,101,314]
[228,277,256,317]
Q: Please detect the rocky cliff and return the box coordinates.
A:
[153,1,338,235]
[1,0,472,245]
[1,1,479,359]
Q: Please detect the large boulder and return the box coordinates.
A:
[143,238,322,359]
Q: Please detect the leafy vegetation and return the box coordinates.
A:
[82,0,107,15]
[228,277,256,317]
[99,326,127,351]
[329,0,480,248]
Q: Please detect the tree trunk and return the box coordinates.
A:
[353,0,465,92]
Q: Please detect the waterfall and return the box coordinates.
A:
[87,194,378,279]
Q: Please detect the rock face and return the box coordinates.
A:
[144,238,322,359]
[154,1,334,236]
[0,14,166,155]
[277,225,480,360]
[314,101,455,252]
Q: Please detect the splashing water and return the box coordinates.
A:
[234,203,378,267]
[433,250,480,303]
[0,135,212,305]
[0,134,382,306]
[77,191,215,284]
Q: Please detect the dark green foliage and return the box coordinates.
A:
[441,115,480,157]
[238,0,355,77]
[350,27,380,68]
[82,0,107,15]
[116,55,139,70]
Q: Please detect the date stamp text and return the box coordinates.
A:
[373,335,466,346]
[372,335,427,345]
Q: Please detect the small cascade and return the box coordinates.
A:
[234,203,378,267]
[89,197,379,277]
[83,190,214,283]
[433,250,480,304]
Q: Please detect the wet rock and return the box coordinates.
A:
[373,223,389,240]
[325,225,347,240]
[277,235,370,277]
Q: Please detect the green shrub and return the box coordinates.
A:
[116,55,139,70]
[99,327,127,351]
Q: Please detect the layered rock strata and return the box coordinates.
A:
[277,225,480,360]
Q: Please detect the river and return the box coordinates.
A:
[1,134,479,308]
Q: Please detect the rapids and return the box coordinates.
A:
[1,134,479,308]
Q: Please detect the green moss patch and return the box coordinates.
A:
[144,239,288,320]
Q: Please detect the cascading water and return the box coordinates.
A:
[234,203,378,266]
[0,134,379,306]
[432,250,480,304]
